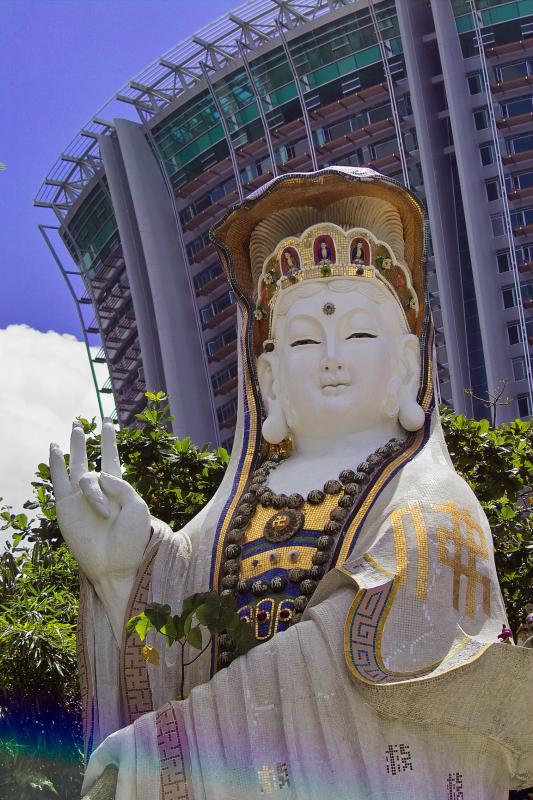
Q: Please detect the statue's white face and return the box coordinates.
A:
[258,280,423,445]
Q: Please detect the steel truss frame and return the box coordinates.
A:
[34,0,355,217]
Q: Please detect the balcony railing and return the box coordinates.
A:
[502,147,533,165]
[189,242,215,265]
[484,39,533,60]
[513,223,533,237]
[490,74,533,95]
[508,185,533,201]
[202,302,236,330]
[496,111,533,130]
[208,338,237,363]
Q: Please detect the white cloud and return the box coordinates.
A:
[0,325,108,534]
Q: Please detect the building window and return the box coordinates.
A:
[485,179,500,201]
[217,397,238,425]
[522,281,533,301]
[500,96,533,119]
[193,262,223,292]
[497,60,532,83]
[512,208,533,229]
[503,285,517,309]
[206,327,237,358]
[517,393,532,418]
[497,251,511,272]
[369,137,398,160]
[508,170,533,191]
[211,361,238,392]
[474,107,489,130]
[200,290,235,325]
[403,128,418,151]
[512,356,527,381]
[467,71,482,94]
[508,319,533,345]
[491,213,505,236]
[480,142,495,166]
[507,133,533,155]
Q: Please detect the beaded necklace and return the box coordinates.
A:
[217,435,408,668]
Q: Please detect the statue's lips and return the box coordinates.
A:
[321,382,350,393]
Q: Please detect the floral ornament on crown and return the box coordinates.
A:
[254,223,419,335]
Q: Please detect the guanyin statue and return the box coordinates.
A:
[50,167,533,799]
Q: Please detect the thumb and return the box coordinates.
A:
[99,473,141,507]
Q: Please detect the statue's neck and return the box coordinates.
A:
[267,421,404,497]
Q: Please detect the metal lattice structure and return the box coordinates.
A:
[34,0,354,218]
[35,0,533,436]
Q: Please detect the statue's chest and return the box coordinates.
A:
[218,481,358,651]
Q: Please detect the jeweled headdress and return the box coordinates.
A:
[210,167,427,356]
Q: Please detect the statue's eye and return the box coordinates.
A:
[346,332,377,340]
[290,338,321,347]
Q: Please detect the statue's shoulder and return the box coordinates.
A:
[384,440,485,521]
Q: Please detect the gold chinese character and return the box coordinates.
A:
[433,501,490,618]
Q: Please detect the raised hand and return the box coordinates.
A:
[50,419,151,642]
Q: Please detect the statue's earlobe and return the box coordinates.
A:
[398,390,426,431]
[257,353,290,444]
[397,335,425,432]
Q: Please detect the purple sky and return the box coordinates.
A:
[0,0,235,338]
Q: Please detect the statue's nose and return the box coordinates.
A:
[320,351,343,372]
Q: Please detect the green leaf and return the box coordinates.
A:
[173,613,185,640]
[144,602,172,632]
[478,419,490,435]
[186,625,203,650]
[231,618,257,656]
[133,614,152,642]
[500,505,516,521]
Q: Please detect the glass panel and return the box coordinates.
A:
[486,180,500,200]
[502,286,517,307]
[211,361,238,391]
[500,60,530,81]
[468,72,482,94]
[474,108,489,130]
[507,322,521,344]
[509,133,533,153]
[491,213,505,235]
[194,263,223,291]
[518,394,532,417]
[513,357,526,380]
[480,143,495,165]
[517,171,533,188]
[502,95,533,117]
[497,251,510,272]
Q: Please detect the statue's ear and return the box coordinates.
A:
[257,352,276,409]
[397,334,425,432]
[257,351,290,444]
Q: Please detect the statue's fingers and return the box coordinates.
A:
[101,417,121,478]
[79,473,111,519]
[49,443,71,501]
[99,472,140,508]
[69,422,89,486]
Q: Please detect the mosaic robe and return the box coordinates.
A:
[78,414,533,799]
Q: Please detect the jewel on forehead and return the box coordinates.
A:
[322,302,336,316]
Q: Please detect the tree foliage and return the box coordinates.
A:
[0,393,228,798]
[0,394,531,797]
[439,407,532,631]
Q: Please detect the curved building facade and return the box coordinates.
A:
[36,0,533,446]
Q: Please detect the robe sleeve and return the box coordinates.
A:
[77,518,190,758]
